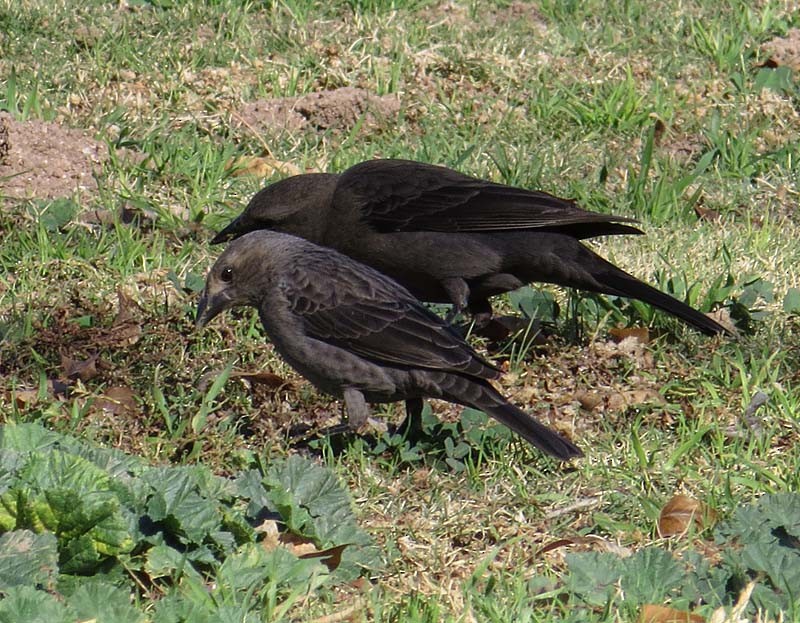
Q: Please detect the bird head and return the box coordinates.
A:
[196,231,288,327]
[210,173,338,244]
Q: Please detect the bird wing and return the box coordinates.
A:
[281,257,499,379]
[333,159,640,236]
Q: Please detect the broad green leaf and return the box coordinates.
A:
[266,455,381,579]
[564,551,625,606]
[0,586,71,623]
[620,547,684,602]
[784,288,800,315]
[0,422,64,453]
[36,198,79,232]
[68,579,146,623]
[144,466,224,543]
[0,530,58,591]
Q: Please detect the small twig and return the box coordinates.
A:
[545,496,603,519]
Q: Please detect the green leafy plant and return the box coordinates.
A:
[552,494,800,618]
[0,422,381,622]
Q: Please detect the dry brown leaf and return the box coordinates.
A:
[227,156,301,178]
[609,327,650,344]
[640,604,705,623]
[114,289,140,326]
[13,389,39,408]
[537,535,632,557]
[658,494,716,537]
[61,353,99,382]
[575,390,603,411]
[95,386,138,415]
[299,543,349,572]
[279,532,319,557]
[231,371,287,390]
[14,380,70,407]
[705,308,736,335]
[709,581,755,623]
[257,519,281,551]
[694,205,722,223]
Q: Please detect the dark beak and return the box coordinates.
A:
[196,289,224,328]
[210,217,244,245]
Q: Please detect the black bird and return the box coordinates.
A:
[212,159,728,335]
[196,231,582,460]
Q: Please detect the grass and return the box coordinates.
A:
[1,0,799,620]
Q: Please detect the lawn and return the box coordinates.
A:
[1,0,799,621]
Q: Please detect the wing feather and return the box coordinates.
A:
[281,257,498,379]
[334,160,639,235]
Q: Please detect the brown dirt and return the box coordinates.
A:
[763,28,800,71]
[0,116,9,165]
[0,112,110,200]
[236,87,400,135]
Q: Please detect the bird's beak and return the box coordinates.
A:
[210,217,243,245]
[196,289,224,328]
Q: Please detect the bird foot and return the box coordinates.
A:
[355,417,388,436]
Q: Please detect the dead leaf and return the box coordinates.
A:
[575,390,603,411]
[13,389,39,408]
[259,526,351,571]
[278,532,319,557]
[227,156,301,178]
[79,208,116,227]
[298,543,349,572]
[257,519,281,551]
[537,535,632,558]
[705,308,736,335]
[694,205,722,223]
[114,289,140,326]
[95,386,138,415]
[609,327,650,344]
[61,353,99,382]
[230,371,287,390]
[639,604,705,623]
[658,494,716,537]
[13,380,70,407]
[348,577,371,592]
[709,582,755,623]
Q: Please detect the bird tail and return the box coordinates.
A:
[439,376,583,460]
[593,265,729,336]
[510,237,730,336]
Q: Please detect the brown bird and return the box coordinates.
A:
[212,159,727,335]
[196,231,582,460]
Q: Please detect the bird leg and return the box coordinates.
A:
[441,277,471,323]
[343,388,388,434]
[467,298,494,329]
[397,397,424,439]
[343,387,370,430]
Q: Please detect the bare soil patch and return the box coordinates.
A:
[0,112,112,200]
[763,28,800,71]
[237,87,400,135]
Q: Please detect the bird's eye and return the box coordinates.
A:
[220,267,234,282]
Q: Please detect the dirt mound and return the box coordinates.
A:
[237,87,400,134]
[764,28,800,71]
[0,112,110,200]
